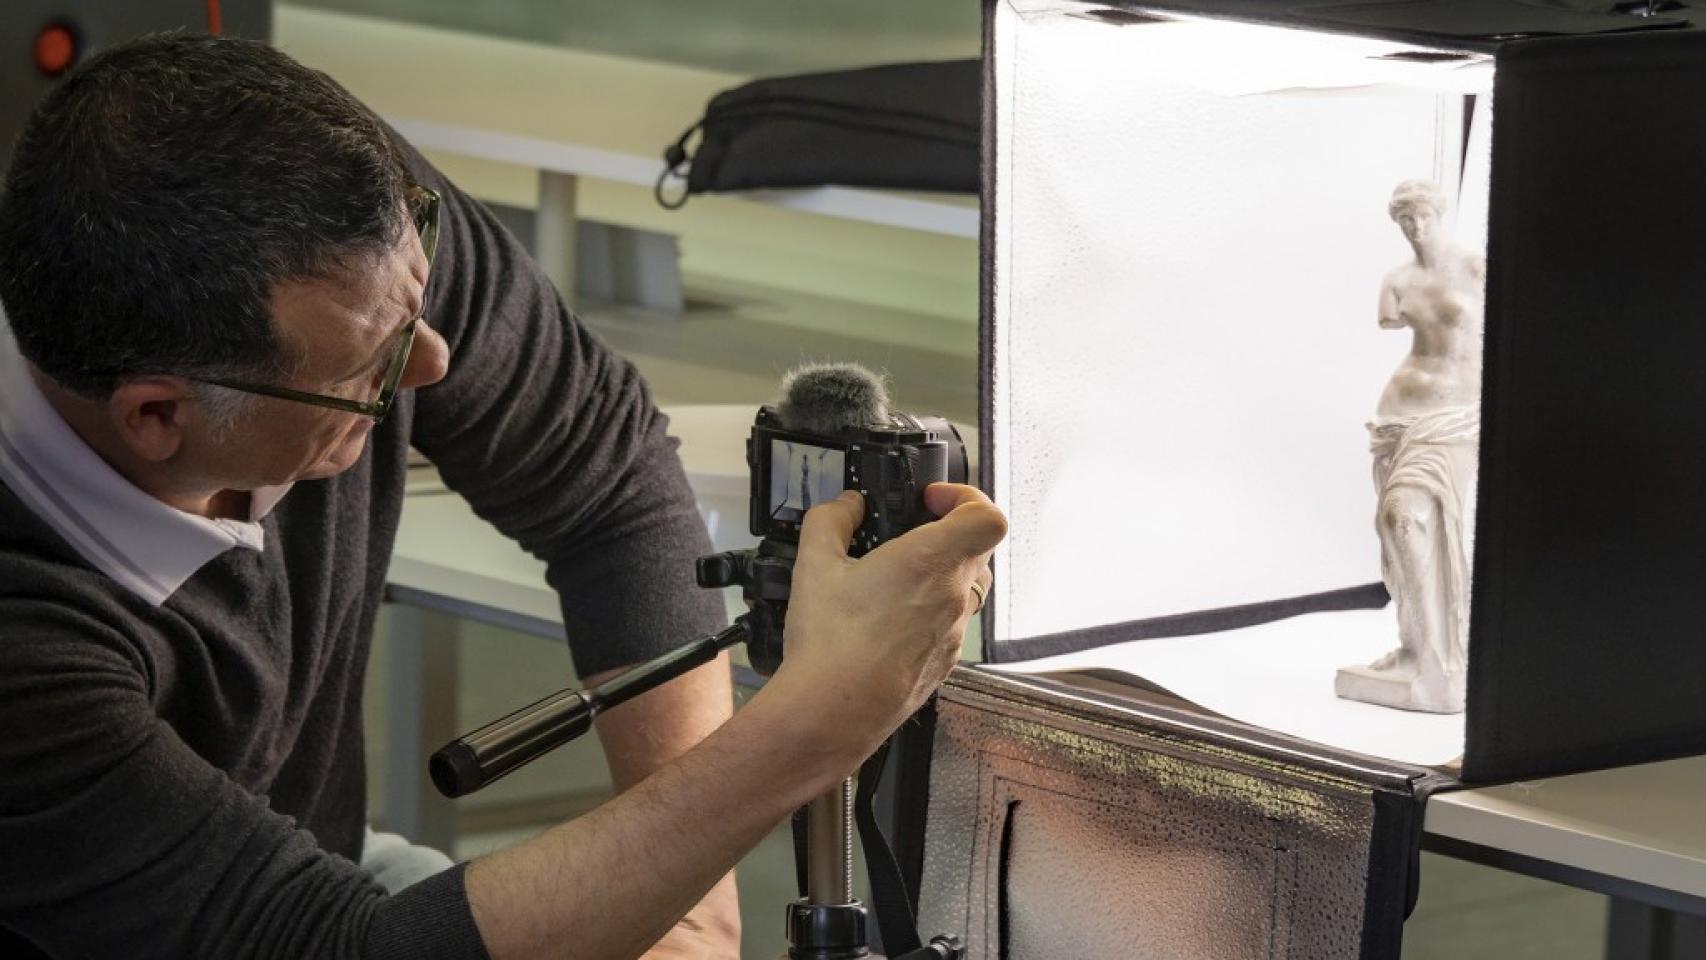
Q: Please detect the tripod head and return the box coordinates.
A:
[695,537,795,676]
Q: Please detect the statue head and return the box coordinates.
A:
[1388,180,1448,246]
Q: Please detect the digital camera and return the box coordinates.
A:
[748,404,968,556]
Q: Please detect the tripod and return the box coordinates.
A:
[698,541,964,960]
[432,539,963,959]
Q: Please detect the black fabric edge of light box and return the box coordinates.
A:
[860,703,942,956]
[979,0,1002,665]
[988,582,1391,665]
[1291,0,1689,40]
[1078,0,1693,50]
[1462,28,1706,785]
[884,699,942,922]
[1361,770,1462,958]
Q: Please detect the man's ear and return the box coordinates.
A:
[108,377,194,463]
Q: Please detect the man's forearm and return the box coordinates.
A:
[582,652,735,792]
[464,677,849,960]
[583,652,741,952]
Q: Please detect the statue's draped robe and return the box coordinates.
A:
[1368,405,1479,683]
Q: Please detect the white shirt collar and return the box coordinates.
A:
[0,314,291,605]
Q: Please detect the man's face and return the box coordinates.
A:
[204,229,449,487]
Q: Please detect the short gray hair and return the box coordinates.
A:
[190,383,258,443]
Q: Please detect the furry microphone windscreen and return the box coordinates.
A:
[776,362,891,435]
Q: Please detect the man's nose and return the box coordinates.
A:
[400,321,450,391]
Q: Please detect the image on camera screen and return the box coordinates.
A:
[769,439,846,524]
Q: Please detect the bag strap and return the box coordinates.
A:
[654,121,699,210]
[857,737,924,956]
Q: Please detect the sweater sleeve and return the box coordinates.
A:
[0,602,490,960]
[401,150,728,676]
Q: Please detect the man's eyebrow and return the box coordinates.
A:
[335,313,412,382]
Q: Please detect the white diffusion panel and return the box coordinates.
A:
[990,3,1492,645]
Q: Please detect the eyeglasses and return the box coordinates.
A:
[193,185,441,424]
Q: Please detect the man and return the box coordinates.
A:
[0,34,1003,960]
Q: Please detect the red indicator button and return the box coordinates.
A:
[35,23,78,78]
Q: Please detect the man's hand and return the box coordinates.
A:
[465,486,1004,960]
[766,482,1005,764]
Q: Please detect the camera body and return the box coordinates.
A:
[748,404,968,556]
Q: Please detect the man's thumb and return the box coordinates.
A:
[918,485,1008,559]
[933,499,1009,558]
[796,490,866,564]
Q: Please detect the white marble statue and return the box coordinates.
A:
[1336,180,1485,714]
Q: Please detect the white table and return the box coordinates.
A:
[389,489,560,635]
[1426,759,1706,910]
[1424,758,1706,955]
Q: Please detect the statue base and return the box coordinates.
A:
[1335,660,1465,715]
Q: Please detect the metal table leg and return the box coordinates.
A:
[1605,900,1706,959]
[381,603,461,856]
[536,169,579,307]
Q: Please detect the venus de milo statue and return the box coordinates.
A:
[1336,180,1484,715]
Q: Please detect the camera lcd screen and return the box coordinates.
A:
[768,438,846,524]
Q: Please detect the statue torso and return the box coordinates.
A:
[1377,253,1484,421]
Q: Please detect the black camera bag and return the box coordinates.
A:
[656,59,980,207]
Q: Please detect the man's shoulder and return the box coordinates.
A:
[0,478,97,579]
[0,479,142,626]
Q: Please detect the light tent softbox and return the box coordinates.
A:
[903,3,1706,957]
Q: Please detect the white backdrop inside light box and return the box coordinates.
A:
[989,3,1495,650]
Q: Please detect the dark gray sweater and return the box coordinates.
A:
[0,158,726,958]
